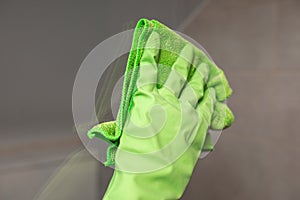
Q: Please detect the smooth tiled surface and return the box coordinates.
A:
[184,0,278,70]
[0,164,57,200]
[0,149,103,200]
[34,150,106,200]
[278,0,300,70]
[182,0,300,199]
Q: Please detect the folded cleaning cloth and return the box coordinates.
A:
[88,19,233,166]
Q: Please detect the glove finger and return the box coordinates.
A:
[159,44,194,97]
[179,62,209,107]
[202,56,232,101]
[210,101,235,130]
[137,31,160,92]
[190,88,216,150]
[196,88,216,127]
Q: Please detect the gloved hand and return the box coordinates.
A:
[89,28,234,199]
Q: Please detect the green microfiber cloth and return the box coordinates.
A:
[88,18,233,166]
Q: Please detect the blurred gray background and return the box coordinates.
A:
[1,0,300,199]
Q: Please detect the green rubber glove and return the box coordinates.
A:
[88,19,234,199]
[90,28,233,199]
[88,19,233,166]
